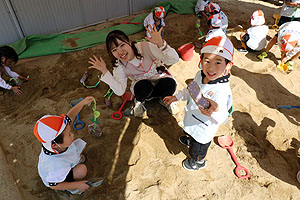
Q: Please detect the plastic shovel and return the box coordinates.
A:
[121,21,141,25]
[218,135,250,179]
[112,91,134,120]
[277,105,300,109]
[70,98,85,130]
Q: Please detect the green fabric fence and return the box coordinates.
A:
[7,0,197,59]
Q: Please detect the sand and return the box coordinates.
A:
[1,0,300,199]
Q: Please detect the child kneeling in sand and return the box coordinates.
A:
[205,14,226,42]
[164,37,233,170]
[0,46,29,95]
[34,96,94,194]
[238,10,269,53]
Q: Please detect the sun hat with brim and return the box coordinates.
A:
[201,36,234,61]
[207,2,220,13]
[154,6,165,19]
[278,33,299,53]
[34,114,68,154]
[251,10,265,26]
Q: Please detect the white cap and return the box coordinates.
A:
[201,36,234,61]
[207,2,220,13]
[251,10,265,26]
[34,114,68,153]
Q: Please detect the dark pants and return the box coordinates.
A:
[134,77,176,102]
[278,16,300,27]
[188,134,211,161]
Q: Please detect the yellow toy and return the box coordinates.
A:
[272,14,280,30]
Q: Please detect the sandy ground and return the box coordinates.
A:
[1,0,300,199]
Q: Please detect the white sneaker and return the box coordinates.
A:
[159,99,179,115]
[133,100,147,117]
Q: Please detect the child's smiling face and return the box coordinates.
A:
[201,53,232,81]
[109,39,135,62]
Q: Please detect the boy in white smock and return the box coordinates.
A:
[164,37,234,170]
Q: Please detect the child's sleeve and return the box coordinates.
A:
[101,64,128,96]
[210,89,232,124]
[195,0,202,14]
[148,41,179,66]
[0,77,12,90]
[4,66,19,78]
[286,43,300,60]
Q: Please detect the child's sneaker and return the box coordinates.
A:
[237,48,248,53]
[133,100,147,117]
[179,135,190,148]
[159,99,179,115]
[257,51,268,60]
[182,158,207,171]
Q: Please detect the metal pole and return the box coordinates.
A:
[3,0,24,38]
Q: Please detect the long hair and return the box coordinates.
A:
[0,46,18,66]
[106,30,142,66]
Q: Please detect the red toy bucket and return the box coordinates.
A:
[178,44,195,61]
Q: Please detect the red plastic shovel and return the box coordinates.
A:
[112,91,134,120]
[218,135,250,179]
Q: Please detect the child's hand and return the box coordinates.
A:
[88,55,108,75]
[11,86,22,96]
[163,96,177,105]
[145,25,164,48]
[82,96,95,105]
[19,75,29,81]
[198,98,218,116]
[75,180,90,192]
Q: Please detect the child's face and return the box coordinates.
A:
[110,39,135,62]
[59,125,74,148]
[201,53,232,81]
[1,57,16,67]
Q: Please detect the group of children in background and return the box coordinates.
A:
[0,0,299,195]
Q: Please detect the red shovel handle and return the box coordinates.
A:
[227,147,250,179]
[235,165,250,179]
[112,99,128,120]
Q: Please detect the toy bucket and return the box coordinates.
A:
[178,44,195,61]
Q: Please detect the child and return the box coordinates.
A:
[205,14,226,42]
[0,46,29,95]
[144,6,166,38]
[238,10,269,53]
[88,27,179,117]
[164,36,234,170]
[34,96,94,194]
[258,21,300,71]
[206,2,228,32]
[278,0,300,27]
[195,0,211,19]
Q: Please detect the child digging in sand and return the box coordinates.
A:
[164,37,233,170]
[0,46,29,95]
[34,96,95,194]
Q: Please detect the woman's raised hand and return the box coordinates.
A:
[88,55,108,75]
[145,25,164,48]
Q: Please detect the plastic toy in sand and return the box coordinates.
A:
[112,91,134,120]
[103,88,114,107]
[218,135,250,179]
[80,71,101,88]
[277,105,300,109]
[88,99,102,137]
[272,14,280,30]
[187,81,210,109]
[8,75,30,86]
[178,44,195,61]
[196,19,204,36]
[277,61,293,72]
[70,98,85,130]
